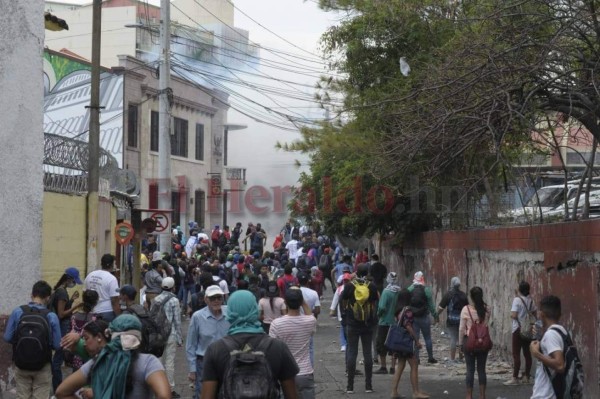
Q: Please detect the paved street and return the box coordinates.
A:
[3,291,535,399]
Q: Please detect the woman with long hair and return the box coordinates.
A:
[68,289,99,370]
[390,288,429,399]
[51,267,84,391]
[459,286,491,399]
[55,314,171,399]
[258,280,286,333]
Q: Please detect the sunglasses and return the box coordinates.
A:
[208,295,224,302]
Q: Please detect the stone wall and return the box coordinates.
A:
[378,219,600,398]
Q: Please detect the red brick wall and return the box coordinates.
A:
[379,219,599,397]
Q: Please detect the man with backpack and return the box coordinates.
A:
[201,290,299,399]
[438,276,469,363]
[341,263,379,394]
[408,271,439,364]
[277,264,299,297]
[530,295,584,399]
[3,280,62,398]
[150,277,182,399]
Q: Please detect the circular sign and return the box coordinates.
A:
[150,212,170,233]
[114,222,134,246]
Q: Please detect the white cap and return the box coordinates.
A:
[205,285,224,298]
[152,251,162,262]
[161,277,175,290]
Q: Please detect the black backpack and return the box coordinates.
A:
[218,232,228,248]
[220,335,279,399]
[410,285,429,317]
[447,290,467,326]
[544,327,584,399]
[13,305,52,371]
[127,306,166,358]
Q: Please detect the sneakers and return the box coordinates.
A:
[373,367,388,374]
[171,391,181,399]
[373,357,379,364]
[389,367,395,374]
[503,377,520,386]
[341,345,347,352]
[346,384,354,394]
[365,386,374,393]
[427,358,438,364]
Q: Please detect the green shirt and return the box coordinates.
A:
[377,288,400,326]
[408,283,438,318]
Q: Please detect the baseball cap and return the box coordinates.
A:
[119,284,137,298]
[161,277,175,290]
[337,272,352,285]
[64,267,83,284]
[205,285,225,298]
[297,272,310,285]
[152,251,162,262]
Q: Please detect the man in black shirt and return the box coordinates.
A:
[369,254,388,295]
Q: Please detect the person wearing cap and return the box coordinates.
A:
[408,271,439,364]
[186,285,230,399]
[201,290,299,399]
[374,272,402,375]
[151,277,182,398]
[120,284,146,316]
[51,268,84,391]
[144,251,164,309]
[84,254,121,322]
[332,255,353,285]
[270,287,317,399]
[55,314,171,399]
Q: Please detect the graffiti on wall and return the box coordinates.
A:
[43,50,124,169]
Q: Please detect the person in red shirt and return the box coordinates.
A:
[354,248,369,271]
[277,264,298,297]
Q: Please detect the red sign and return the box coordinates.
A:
[114,222,134,245]
[150,212,170,232]
[210,175,222,196]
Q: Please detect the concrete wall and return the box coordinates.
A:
[0,0,45,389]
[379,220,600,398]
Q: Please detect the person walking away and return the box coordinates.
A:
[151,277,182,398]
[285,234,300,267]
[437,276,469,363]
[459,286,491,399]
[319,247,335,292]
[186,285,230,399]
[504,280,537,385]
[369,255,388,295]
[200,290,299,399]
[69,289,99,370]
[408,271,439,364]
[270,287,317,399]
[259,281,286,333]
[84,253,121,322]
[144,251,164,309]
[390,288,429,399]
[332,255,353,284]
[330,272,352,352]
[3,281,62,399]
[50,267,84,391]
[277,264,299,297]
[375,272,401,375]
[54,314,171,399]
[341,263,379,394]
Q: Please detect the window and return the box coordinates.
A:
[150,111,159,152]
[566,150,600,166]
[195,190,205,228]
[148,182,158,209]
[195,123,204,161]
[127,104,138,148]
[171,117,188,157]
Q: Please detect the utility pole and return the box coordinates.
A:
[87,0,102,272]
[158,0,172,253]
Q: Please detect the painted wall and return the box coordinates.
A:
[0,0,45,389]
[378,220,600,398]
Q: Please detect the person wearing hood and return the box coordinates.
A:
[438,276,469,362]
[374,272,402,375]
[55,314,170,399]
[408,271,439,364]
[201,290,299,399]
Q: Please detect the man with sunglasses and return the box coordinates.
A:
[186,285,229,399]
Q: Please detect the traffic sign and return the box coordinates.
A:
[114,222,135,246]
[150,212,170,232]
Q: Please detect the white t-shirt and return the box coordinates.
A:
[84,270,119,314]
[213,275,229,295]
[299,286,320,316]
[531,324,566,399]
[269,315,317,375]
[330,285,344,321]
[511,295,537,333]
[286,240,299,260]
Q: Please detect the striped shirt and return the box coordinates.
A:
[269,315,316,375]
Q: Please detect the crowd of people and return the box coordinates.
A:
[2,219,583,399]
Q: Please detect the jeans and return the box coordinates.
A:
[447,324,459,355]
[96,311,116,323]
[182,284,195,309]
[15,363,51,399]
[346,324,374,390]
[295,373,315,399]
[51,319,70,391]
[339,321,347,348]
[465,349,488,388]
[412,314,433,360]
[194,356,204,399]
[162,336,177,389]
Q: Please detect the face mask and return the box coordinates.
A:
[67,281,76,289]
[119,301,127,310]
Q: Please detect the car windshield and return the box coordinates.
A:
[526,187,565,208]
